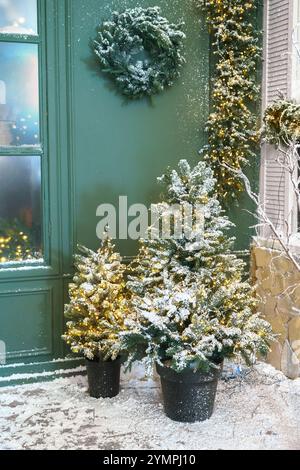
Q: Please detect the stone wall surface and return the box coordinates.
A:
[252,246,300,379]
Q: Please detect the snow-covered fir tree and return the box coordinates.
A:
[63,237,128,361]
[122,160,274,372]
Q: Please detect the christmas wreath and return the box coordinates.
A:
[262,98,300,146]
[94,7,186,99]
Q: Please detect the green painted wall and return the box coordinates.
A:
[69,0,260,255]
[69,0,210,256]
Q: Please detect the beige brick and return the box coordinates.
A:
[260,273,273,292]
[264,296,277,315]
[253,245,300,378]
[256,284,269,299]
[291,285,300,304]
[271,254,293,273]
[289,317,300,346]
[281,340,300,379]
[255,268,267,282]
[253,247,273,268]
[268,313,288,346]
[283,271,300,288]
[267,341,282,371]
[289,306,300,318]
[276,294,294,316]
[269,274,285,296]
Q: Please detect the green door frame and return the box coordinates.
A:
[0,0,83,386]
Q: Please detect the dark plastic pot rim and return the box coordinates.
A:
[156,361,222,384]
[85,355,122,364]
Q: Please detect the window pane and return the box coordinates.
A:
[0,42,39,146]
[0,0,37,35]
[0,155,42,263]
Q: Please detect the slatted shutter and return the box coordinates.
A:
[292,0,300,101]
[260,0,296,239]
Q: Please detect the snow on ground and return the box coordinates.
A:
[0,362,300,450]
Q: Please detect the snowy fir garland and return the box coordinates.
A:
[198,0,261,201]
[94,7,186,99]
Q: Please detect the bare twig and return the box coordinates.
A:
[222,160,300,274]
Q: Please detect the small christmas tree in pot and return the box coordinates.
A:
[63,236,128,398]
[122,160,274,422]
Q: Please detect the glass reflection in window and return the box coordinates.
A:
[0,42,39,146]
[0,155,42,263]
[0,0,37,35]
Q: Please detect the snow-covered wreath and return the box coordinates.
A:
[94,7,186,99]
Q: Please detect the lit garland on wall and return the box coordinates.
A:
[198,0,261,200]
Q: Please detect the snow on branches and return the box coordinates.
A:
[122,160,274,373]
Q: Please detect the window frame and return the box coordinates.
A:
[0,0,48,270]
[0,0,72,282]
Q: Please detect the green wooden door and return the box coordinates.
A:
[0,0,77,383]
[0,0,211,382]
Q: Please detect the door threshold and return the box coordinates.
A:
[0,357,85,387]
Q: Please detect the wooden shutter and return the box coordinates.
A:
[260,0,296,239]
[292,0,300,101]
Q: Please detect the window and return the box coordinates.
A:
[0,42,39,146]
[0,0,42,264]
[0,0,37,35]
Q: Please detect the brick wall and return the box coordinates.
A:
[252,246,300,379]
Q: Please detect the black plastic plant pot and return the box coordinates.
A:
[86,356,121,399]
[156,362,221,423]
